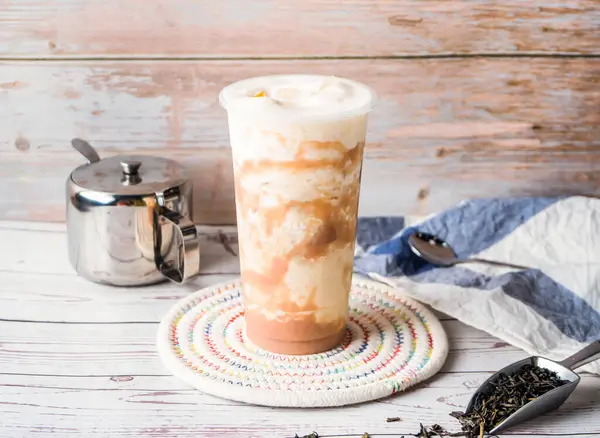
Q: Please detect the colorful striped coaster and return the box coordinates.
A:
[156,277,448,407]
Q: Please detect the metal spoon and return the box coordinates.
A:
[71,138,101,163]
[465,339,600,434]
[408,231,531,270]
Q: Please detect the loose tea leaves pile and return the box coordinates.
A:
[450,364,569,436]
[294,365,569,438]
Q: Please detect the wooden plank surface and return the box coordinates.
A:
[0,221,599,437]
[1,0,599,57]
[0,222,236,322]
[0,223,240,276]
[0,218,421,323]
[0,319,526,375]
[2,58,599,224]
[1,374,599,437]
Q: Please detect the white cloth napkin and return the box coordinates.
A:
[354,196,600,374]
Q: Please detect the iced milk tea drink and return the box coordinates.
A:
[219,74,376,354]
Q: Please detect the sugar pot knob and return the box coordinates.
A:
[120,160,142,175]
[120,160,143,185]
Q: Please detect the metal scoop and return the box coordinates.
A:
[465,339,600,434]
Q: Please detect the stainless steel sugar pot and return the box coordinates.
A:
[66,139,201,286]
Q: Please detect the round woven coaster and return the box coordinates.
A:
[156,277,448,407]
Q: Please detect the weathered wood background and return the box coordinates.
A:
[1,0,599,224]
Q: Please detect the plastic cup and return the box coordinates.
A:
[220,74,376,354]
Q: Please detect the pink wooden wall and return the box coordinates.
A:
[1,0,599,224]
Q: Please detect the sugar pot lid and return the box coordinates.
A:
[70,138,188,194]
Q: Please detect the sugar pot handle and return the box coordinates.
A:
[154,189,201,284]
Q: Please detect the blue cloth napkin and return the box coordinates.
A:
[354,196,600,374]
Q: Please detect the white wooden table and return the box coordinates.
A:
[1,221,599,438]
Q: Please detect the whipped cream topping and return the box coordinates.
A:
[219,74,376,120]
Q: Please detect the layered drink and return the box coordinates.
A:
[219,74,376,354]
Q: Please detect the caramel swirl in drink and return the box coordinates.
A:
[220,74,376,354]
